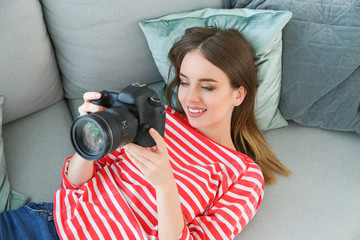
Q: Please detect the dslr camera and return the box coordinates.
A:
[71,83,166,160]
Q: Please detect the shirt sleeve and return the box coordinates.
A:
[177,166,264,240]
[60,148,125,190]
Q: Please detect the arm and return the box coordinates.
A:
[66,153,95,187]
[178,163,264,240]
[124,129,184,239]
[155,171,184,240]
[64,92,106,187]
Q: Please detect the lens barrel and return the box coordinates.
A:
[71,107,138,160]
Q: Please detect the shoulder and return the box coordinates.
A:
[165,105,192,130]
[165,105,184,119]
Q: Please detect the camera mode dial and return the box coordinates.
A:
[149,96,162,107]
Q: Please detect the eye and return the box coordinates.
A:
[201,85,214,91]
[179,81,189,87]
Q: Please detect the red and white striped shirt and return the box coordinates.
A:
[54,107,264,240]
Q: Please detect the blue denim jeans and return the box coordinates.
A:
[0,202,59,240]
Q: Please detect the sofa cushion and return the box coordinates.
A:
[40,0,223,102]
[224,0,360,135]
[0,0,63,124]
[3,100,74,202]
[139,8,292,131]
[0,96,28,211]
[234,121,360,240]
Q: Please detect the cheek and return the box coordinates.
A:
[207,93,236,110]
[177,88,186,106]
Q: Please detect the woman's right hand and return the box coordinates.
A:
[78,92,107,116]
[67,92,107,187]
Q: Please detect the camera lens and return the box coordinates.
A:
[71,107,138,160]
[75,120,106,155]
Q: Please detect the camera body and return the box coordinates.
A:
[71,83,166,160]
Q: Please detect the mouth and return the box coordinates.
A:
[187,107,207,114]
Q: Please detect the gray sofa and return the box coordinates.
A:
[1,0,359,239]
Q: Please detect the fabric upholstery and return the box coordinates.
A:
[234,121,360,240]
[40,0,223,100]
[0,96,28,212]
[3,100,74,202]
[0,0,63,124]
[224,0,360,134]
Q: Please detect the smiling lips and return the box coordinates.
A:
[187,106,207,117]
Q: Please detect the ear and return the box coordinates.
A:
[234,86,247,106]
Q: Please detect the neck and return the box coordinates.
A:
[199,127,236,151]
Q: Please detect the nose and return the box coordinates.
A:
[187,86,201,103]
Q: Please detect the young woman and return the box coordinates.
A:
[0,27,290,240]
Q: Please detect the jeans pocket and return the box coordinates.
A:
[24,202,54,221]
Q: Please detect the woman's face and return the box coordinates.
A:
[177,50,246,140]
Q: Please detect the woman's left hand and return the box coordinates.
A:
[124,128,174,189]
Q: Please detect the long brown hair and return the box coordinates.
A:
[165,27,290,183]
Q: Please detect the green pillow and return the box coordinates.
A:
[139,8,292,131]
[0,96,28,212]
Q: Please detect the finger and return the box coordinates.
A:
[148,146,158,152]
[78,102,106,115]
[125,147,152,168]
[83,92,101,102]
[79,92,105,115]
[125,149,148,173]
[149,128,166,151]
[124,143,158,164]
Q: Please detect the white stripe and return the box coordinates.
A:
[65,191,72,220]
[54,191,68,240]
[84,183,117,239]
[80,187,106,239]
[122,161,158,217]
[235,184,261,203]
[166,120,233,186]
[99,170,144,240]
[218,198,250,223]
[170,158,215,202]
[122,159,157,203]
[178,194,196,219]
[61,179,66,190]
[242,176,263,191]
[110,164,156,230]
[248,166,263,177]
[212,207,238,230]
[65,191,81,239]
[119,188,154,239]
[192,231,201,240]
[72,208,93,239]
[189,222,209,239]
[207,214,229,239]
[92,177,128,239]
[227,191,255,215]
[176,179,204,213]
[166,136,219,188]
[216,144,247,170]
[195,217,217,239]
[171,165,210,206]
[106,152,117,160]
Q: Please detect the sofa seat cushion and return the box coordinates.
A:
[40,0,222,100]
[3,100,74,202]
[234,121,360,239]
[0,0,63,124]
[0,96,28,211]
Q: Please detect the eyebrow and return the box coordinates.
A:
[179,73,219,83]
